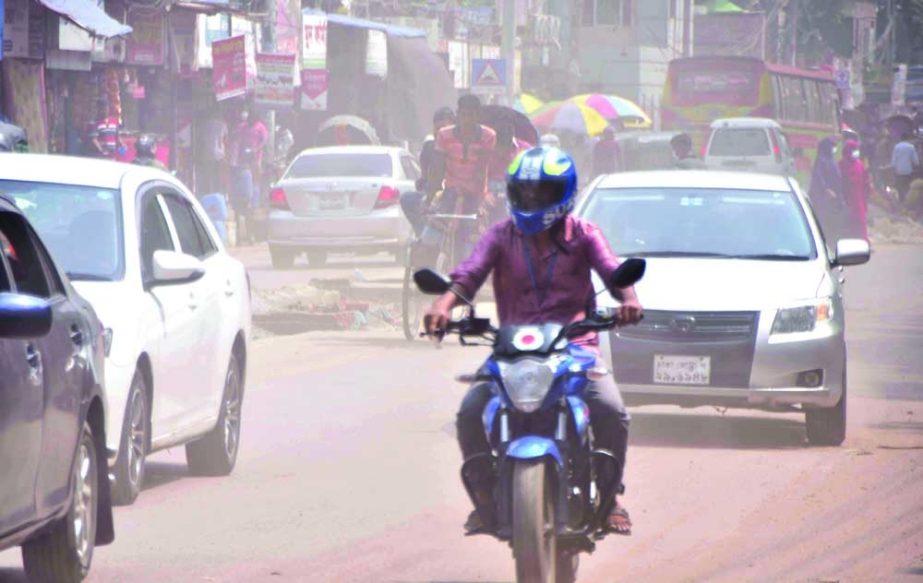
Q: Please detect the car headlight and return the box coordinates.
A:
[498,358,555,413]
[771,299,832,334]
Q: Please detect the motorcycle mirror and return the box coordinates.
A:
[413,268,451,295]
[609,258,646,289]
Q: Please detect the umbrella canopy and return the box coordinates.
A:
[480,105,539,145]
[316,114,380,146]
[570,94,652,128]
[513,94,544,115]
[530,101,609,137]
[0,121,28,152]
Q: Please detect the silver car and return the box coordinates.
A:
[267,145,419,268]
[577,171,870,446]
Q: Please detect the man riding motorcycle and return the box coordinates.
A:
[424,146,643,535]
[133,134,167,170]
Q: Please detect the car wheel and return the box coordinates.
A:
[111,371,148,506]
[805,372,847,446]
[307,250,327,267]
[269,246,296,269]
[22,421,99,583]
[186,353,243,476]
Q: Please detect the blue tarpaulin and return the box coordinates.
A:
[36,0,132,38]
[306,10,427,38]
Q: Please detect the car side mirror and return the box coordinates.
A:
[152,250,205,285]
[832,238,870,267]
[0,292,52,339]
[610,258,646,288]
[413,268,451,295]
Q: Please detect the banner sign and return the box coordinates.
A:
[126,8,165,66]
[255,53,296,107]
[300,12,328,110]
[212,35,249,101]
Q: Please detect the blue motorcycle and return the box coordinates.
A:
[414,258,646,583]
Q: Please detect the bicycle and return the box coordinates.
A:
[401,211,478,341]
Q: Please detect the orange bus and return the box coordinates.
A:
[662,56,840,175]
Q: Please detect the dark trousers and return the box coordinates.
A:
[896,174,913,203]
[456,375,630,491]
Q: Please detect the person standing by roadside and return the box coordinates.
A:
[592,126,621,177]
[808,137,843,241]
[670,133,705,169]
[890,132,920,204]
[203,108,228,195]
[88,99,123,159]
[840,139,872,241]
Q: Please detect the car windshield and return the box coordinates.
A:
[287,153,393,179]
[708,128,771,157]
[0,180,123,281]
[583,187,816,260]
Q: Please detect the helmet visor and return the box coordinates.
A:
[508,180,565,213]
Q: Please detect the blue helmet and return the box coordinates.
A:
[506,146,578,236]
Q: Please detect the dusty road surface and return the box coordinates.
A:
[1,244,921,583]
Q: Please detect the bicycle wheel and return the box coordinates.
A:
[401,263,426,341]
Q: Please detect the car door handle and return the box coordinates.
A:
[70,325,84,346]
[25,343,41,369]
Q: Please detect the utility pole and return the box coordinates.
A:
[789,0,798,67]
[262,0,277,171]
[502,0,516,104]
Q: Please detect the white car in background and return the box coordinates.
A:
[267,145,419,268]
[703,117,796,176]
[579,171,869,446]
[0,154,252,505]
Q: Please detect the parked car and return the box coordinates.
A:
[703,117,795,176]
[267,145,419,268]
[0,154,252,505]
[577,171,870,446]
[0,193,113,582]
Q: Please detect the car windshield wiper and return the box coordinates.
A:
[66,272,111,281]
[621,251,736,258]
[725,254,812,261]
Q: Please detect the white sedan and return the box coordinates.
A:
[580,171,869,446]
[267,145,419,268]
[0,154,252,504]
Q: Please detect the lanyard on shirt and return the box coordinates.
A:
[522,238,558,307]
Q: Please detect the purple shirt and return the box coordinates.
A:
[450,216,623,349]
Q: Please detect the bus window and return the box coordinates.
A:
[780,76,807,123]
[772,74,785,120]
[805,79,821,124]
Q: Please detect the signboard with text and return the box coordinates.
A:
[126,8,165,65]
[255,53,296,107]
[300,12,328,110]
[212,35,249,101]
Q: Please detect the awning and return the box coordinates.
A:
[306,10,426,38]
[36,0,132,38]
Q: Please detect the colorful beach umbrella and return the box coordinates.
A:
[530,101,609,137]
[570,94,652,128]
[513,94,544,115]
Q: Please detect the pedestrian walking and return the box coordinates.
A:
[890,132,920,203]
[840,140,872,241]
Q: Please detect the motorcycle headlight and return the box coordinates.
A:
[498,358,556,413]
[771,299,833,335]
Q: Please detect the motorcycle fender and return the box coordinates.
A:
[482,396,501,443]
[506,436,563,467]
[567,396,591,445]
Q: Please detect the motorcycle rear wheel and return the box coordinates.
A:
[512,460,556,583]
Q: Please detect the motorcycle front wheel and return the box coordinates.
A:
[512,460,557,583]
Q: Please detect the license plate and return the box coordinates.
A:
[318,193,347,210]
[653,355,711,385]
